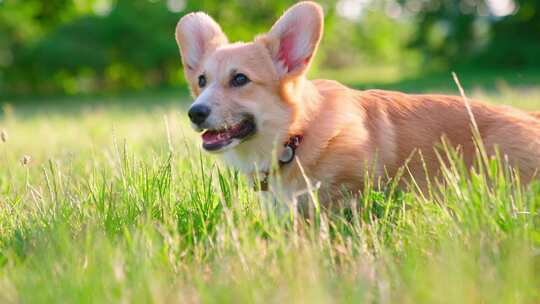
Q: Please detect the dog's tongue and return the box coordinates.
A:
[201,121,255,151]
[202,129,233,145]
[202,123,247,145]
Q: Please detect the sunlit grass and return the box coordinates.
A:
[0,84,539,303]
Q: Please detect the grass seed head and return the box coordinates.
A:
[21,155,31,166]
[0,129,7,143]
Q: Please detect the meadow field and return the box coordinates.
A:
[1,72,540,303]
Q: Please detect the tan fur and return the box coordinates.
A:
[176,2,540,205]
[530,111,540,119]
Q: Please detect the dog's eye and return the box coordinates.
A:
[198,75,206,88]
[231,73,250,87]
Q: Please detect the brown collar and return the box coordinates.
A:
[256,134,303,191]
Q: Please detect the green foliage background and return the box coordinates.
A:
[0,0,539,96]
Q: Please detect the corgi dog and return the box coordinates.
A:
[175,1,540,205]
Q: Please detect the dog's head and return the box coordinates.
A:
[175,2,323,155]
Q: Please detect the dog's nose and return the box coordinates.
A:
[188,104,211,125]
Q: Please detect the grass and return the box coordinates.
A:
[0,72,540,303]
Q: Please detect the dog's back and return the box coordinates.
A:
[303,82,540,192]
[357,89,540,185]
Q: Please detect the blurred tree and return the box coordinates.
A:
[405,0,540,67]
[479,0,540,66]
[2,0,182,94]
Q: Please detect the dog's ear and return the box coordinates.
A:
[175,12,228,74]
[263,2,324,78]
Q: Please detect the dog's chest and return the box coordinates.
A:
[222,149,271,176]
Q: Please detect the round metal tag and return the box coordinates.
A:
[279,146,294,164]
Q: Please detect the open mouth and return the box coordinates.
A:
[201,118,256,151]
